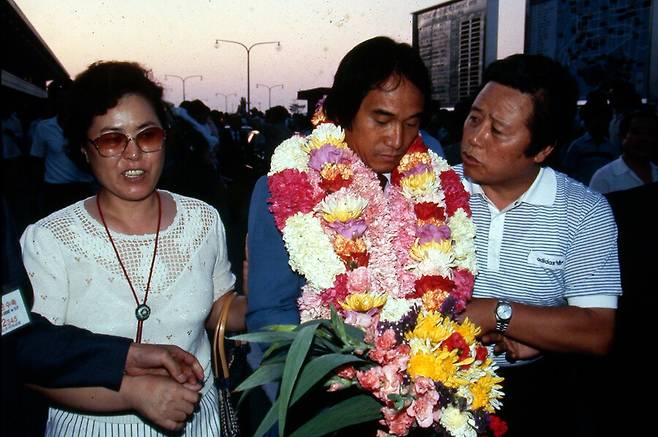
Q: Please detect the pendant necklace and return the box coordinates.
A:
[97,191,161,343]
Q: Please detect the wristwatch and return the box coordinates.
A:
[495,299,513,333]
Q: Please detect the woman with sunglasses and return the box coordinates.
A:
[20,61,244,436]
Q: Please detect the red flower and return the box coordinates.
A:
[319,175,352,193]
[339,251,369,270]
[439,170,472,217]
[414,202,446,222]
[319,274,349,306]
[488,415,508,437]
[409,275,455,299]
[475,346,488,362]
[268,169,323,229]
[442,332,470,361]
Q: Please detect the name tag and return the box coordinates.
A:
[2,288,31,336]
[527,251,565,270]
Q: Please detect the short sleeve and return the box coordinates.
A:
[211,209,236,301]
[563,196,622,301]
[20,223,69,324]
[30,123,47,158]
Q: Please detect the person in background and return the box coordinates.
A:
[30,79,94,217]
[562,91,618,185]
[457,54,621,436]
[21,61,244,436]
[589,109,658,194]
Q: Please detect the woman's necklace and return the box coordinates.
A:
[96,191,161,343]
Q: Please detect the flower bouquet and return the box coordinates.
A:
[235,123,506,436]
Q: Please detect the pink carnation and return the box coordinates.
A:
[452,269,475,312]
[319,273,349,307]
[347,267,371,293]
[381,407,415,436]
[268,169,323,229]
[439,169,471,217]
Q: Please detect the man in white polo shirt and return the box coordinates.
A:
[456,54,621,436]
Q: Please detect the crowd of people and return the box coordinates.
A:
[2,33,657,436]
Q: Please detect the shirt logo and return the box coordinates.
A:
[527,251,565,270]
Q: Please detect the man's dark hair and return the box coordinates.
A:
[63,61,168,156]
[482,54,578,157]
[323,36,432,129]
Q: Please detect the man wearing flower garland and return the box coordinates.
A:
[457,54,622,435]
[247,36,430,336]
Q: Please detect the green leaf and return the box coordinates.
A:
[278,323,319,435]
[291,354,363,404]
[230,331,296,343]
[289,394,383,437]
[265,324,298,332]
[234,363,285,392]
[330,306,348,345]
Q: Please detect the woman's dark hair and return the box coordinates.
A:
[63,61,168,168]
[482,54,578,158]
[323,36,432,129]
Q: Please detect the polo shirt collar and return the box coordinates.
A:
[464,166,556,208]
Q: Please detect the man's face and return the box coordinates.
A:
[345,75,424,173]
[623,115,657,161]
[461,82,552,191]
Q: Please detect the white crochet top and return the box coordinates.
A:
[21,191,235,391]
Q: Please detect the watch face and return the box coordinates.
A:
[497,303,512,320]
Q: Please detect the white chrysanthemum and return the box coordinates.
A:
[379,296,420,323]
[407,337,437,355]
[429,151,452,173]
[307,123,346,150]
[268,136,309,175]
[318,190,368,223]
[282,213,345,289]
[439,406,476,437]
[448,210,476,240]
[413,248,455,277]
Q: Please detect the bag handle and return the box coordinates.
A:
[212,291,238,379]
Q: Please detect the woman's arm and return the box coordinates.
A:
[206,292,247,332]
[30,375,200,431]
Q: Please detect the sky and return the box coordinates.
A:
[14,0,449,112]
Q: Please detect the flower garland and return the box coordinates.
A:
[267,123,505,437]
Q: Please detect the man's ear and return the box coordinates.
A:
[533,144,554,165]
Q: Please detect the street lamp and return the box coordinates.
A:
[214,39,280,111]
[164,74,202,101]
[256,83,284,109]
[215,92,237,112]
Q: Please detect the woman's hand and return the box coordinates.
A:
[121,375,201,431]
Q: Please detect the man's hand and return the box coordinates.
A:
[121,375,200,431]
[458,297,497,334]
[125,344,204,386]
[482,332,541,362]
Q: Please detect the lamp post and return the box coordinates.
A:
[164,74,202,101]
[215,92,237,112]
[256,83,284,109]
[214,39,280,111]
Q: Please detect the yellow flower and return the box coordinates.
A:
[469,374,504,412]
[410,240,452,261]
[400,171,436,194]
[306,124,348,150]
[320,163,352,181]
[453,317,481,344]
[340,293,387,312]
[398,152,432,173]
[319,194,368,223]
[406,311,453,344]
[333,235,367,257]
[408,350,467,388]
[421,289,450,312]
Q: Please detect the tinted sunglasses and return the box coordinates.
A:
[87,126,165,157]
